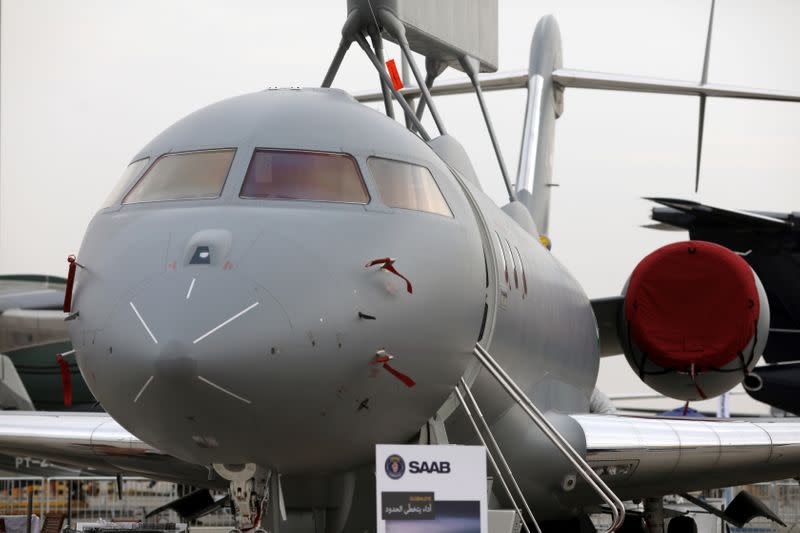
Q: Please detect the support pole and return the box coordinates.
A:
[26,485,33,533]
[369,29,395,119]
[67,481,72,529]
[643,497,665,533]
[354,33,430,141]
[457,382,542,533]
[461,56,515,202]
[402,54,414,129]
[321,37,352,88]
[413,58,447,129]
[380,12,447,136]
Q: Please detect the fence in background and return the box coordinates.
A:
[0,477,233,528]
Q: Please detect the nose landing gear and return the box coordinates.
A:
[213,463,273,533]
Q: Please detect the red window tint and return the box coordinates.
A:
[240,149,369,204]
[367,157,452,217]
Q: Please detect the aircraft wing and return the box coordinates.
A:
[353,68,800,103]
[648,197,793,231]
[0,411,218,486]
[0,275,70,353]
[572,414,800,500]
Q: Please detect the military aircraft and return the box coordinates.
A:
[3,1,800,532]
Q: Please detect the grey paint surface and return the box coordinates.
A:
[72,88,488,473]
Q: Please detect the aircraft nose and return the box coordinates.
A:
[94,269,290,411]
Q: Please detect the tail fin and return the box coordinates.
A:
[515,15,564,239]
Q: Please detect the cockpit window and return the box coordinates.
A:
[240,149,369,204]
[367,157,452,217]
[102,158,150,208]
[123,149,235,205]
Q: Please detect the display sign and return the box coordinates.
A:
[376,444,487,533]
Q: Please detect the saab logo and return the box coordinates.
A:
[409,460,451,474]
[385,454,405,480]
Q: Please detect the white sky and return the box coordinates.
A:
[2,0,799,411]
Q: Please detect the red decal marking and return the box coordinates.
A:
[168,261,176,270]
[365,257,413,294]
[386,59,403,91]
[63,255,77,313]
[383,363,416,387]
[223,261,233,270]
[369,351,415,388]
[55,353,73,407]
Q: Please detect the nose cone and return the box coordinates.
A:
[81,268,291,462]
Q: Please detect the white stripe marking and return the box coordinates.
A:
[133,375,154,403]
[193,302,260,344]
[130,302,158,344]
[186,278,196,300]
[198,376,252,404]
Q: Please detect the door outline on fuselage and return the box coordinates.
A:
[439,168,502,386]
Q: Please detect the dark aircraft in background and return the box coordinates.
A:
[1,1,800,532]
[649,197,800,415]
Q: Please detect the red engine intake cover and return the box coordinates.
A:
[625,241,759,371]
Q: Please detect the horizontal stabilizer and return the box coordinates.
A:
[354,68,800,103]
[552,69,800,102]
[354,70,528,102]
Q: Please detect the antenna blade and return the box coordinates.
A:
[695,95,706,193]
[701,0,716,85]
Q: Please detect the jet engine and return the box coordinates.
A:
[619,241,770,401]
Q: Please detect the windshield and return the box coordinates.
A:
[123,149,236,204]
[367,157,452,217]
[101,158,150,208]
[240,149,369,204]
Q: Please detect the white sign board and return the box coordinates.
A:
[376,444,488,533]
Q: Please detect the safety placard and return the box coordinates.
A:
[376,444,487,532]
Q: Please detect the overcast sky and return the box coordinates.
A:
[2,1,798,410]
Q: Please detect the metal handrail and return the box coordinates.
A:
[455,383,541,533]
[472,343,626,532]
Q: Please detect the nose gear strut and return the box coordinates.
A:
[213,463,271,533]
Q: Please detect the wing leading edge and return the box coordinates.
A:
[0,411,217,486]
[572,414,800,500]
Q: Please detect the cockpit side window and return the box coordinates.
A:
[102,158,150,208]
[367,157,453,217]
[123,149,236,205]
[240,149,369,204]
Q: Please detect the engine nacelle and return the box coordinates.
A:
[619,241,770,401]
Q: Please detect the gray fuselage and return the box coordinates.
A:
[70,89,599,498]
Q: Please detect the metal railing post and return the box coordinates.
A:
[471,343,627,532]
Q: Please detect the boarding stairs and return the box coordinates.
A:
[456,344,626,533]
